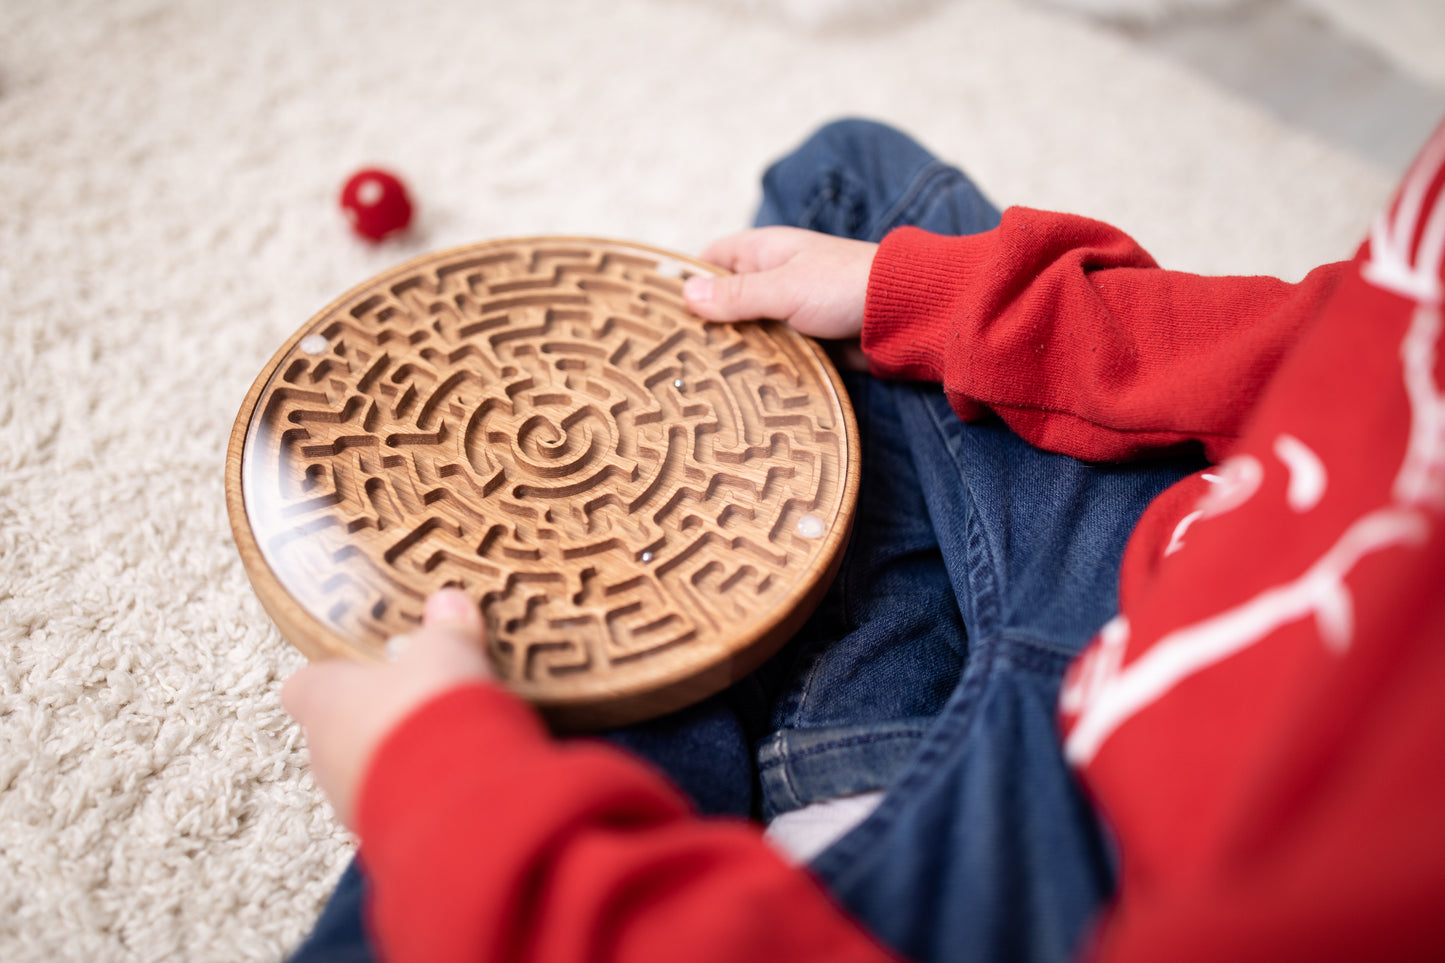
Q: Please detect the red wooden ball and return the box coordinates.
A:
[339,169,413,241]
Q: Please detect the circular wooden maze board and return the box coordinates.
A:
[226,237,859,729]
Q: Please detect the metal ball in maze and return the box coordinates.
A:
[226,238,859,729]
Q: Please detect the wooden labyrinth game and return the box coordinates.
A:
[227,238,859,728]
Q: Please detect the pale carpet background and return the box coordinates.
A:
[0,0,1430,959]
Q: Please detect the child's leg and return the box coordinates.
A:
[754,118,1001,240]
[288,858,370,962]
[747,120,1003,819]
[748,119,1204,963]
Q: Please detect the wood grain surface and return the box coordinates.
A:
[226,238,859,729]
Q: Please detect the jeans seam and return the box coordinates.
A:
[758,728,930,771]
[996,630,1088,666]
[774,751,802,812]
[810,637,1000,882]
[796,183,834,232]
[796,170,863,235]
[808,629,1080,883]
[869,162,967,241]
[917,391,1002,639]
[784,379,868,727]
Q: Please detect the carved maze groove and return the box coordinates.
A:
[229,238,858,726]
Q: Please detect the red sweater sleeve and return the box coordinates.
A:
[355,684,897,963]
[862,211,1349,462]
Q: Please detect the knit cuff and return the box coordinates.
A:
[862,225,996,383]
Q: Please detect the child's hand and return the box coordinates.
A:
[684,227,877,340]
[281,588,494,830]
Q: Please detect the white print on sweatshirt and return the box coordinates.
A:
[1061,129,1445,766]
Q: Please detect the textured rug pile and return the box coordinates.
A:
[0,0,1400,958]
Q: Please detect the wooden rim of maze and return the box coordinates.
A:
[226,236,860,730]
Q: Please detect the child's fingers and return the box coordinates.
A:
[280,658,353,726]
[279,667,313,722]
[698,226,809,274]
[684,269,798,324]
[423,587,482,634]
[698,229,768,273]
[418,588,495,678]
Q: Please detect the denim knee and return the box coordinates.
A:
[781,118,938,178]
[757,118,932,239]
[755,118,999,242]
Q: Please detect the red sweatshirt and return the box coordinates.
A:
[356,121,1445,962]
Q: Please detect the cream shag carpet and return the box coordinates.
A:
[0,0,1402,958]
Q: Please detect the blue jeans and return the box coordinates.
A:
[291,120,1204,963]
